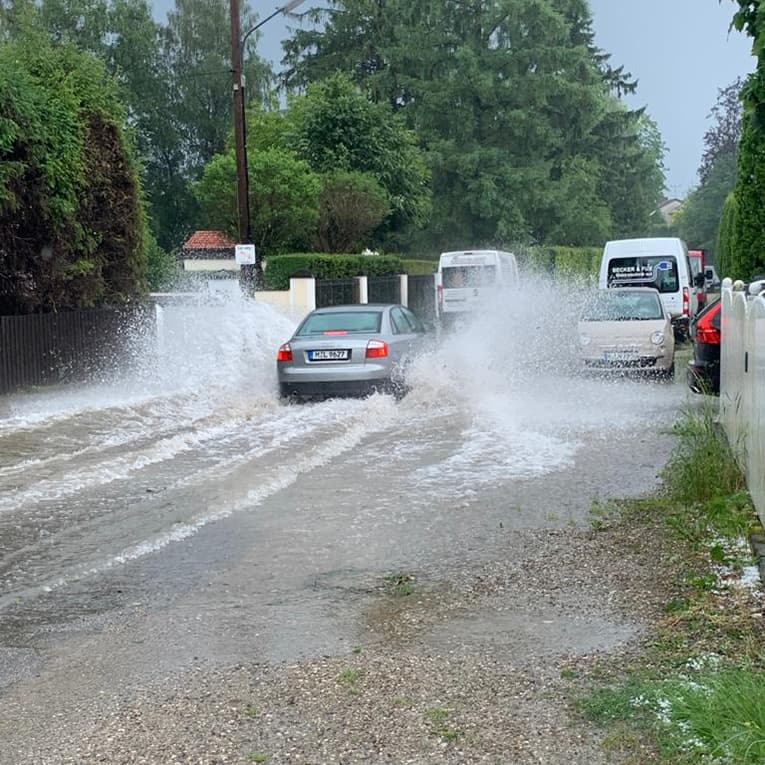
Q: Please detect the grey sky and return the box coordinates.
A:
[157,0,756,198]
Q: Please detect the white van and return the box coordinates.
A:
[598,237,699,337]
[437,249,519,319]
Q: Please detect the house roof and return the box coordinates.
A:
[182,230,235,251]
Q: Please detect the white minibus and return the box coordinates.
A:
[437,249,519,321]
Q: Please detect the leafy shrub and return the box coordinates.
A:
[402,259,438,275]
[263,253,403,290]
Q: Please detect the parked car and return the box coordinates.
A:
[276,304,426,399]
[687,298,721,395]
[578,287,675,378]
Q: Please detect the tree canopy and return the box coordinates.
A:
[283,0,665,252]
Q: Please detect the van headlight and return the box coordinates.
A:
[650,331,665,346]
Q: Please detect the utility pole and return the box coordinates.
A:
[229,0,306,293]
[229,0,256,292]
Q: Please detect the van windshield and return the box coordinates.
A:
[606,256,679,294]
[442,265,496,288]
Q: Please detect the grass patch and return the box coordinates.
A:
[338,667,364,693]
[383,572,415,597]
[578,404,765,764]
[424,707,462,742]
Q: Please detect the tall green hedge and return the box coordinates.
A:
[715,192,738,280]
[0,36,146,314]
[515,246,601,281]
[263,253,403,290]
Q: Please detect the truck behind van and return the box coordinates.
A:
[437,250,519,323]
[598,237,699,339]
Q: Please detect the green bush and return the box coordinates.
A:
[402,259,438,275]
[263,253,403,290]
[550,246,602,283]
[514,245,601,280]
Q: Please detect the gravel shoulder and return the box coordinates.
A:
[0,512,676,765]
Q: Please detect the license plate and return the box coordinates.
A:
[308,349,350,361]
[604,351,638,362]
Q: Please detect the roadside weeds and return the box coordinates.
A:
[577,403,765,765]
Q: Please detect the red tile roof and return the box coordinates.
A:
[182,230,235,250]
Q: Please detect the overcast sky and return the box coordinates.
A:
[160,0,756,198]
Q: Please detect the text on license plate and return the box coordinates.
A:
[604,351,638,362]
[309,349,350,361]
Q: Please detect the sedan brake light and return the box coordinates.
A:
[365,339,388,358]
[276,342,293,361]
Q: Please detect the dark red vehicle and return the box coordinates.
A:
[687,298,721,395]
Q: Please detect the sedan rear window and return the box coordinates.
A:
[582,291,664,321]
[297,311,382,335]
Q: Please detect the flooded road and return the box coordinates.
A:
[0,288,693,761]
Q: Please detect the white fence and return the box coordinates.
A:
[720,281,765,526]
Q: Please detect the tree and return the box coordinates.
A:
[699,78,743,185]
[282,0,665,251]
[730,1,765,279]
[285,73,431,239]
[0,35,146,313]
[195,148,321,255]
[313,171,391,253]
[677,151,737,255]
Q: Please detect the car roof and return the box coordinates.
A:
[601,287,661,294]
[308,304,397,313]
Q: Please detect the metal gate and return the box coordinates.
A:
[367,276,400,304]
[315,279,358,308]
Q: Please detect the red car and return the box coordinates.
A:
[687,298,721,395]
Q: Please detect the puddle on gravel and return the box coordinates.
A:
[423,608,640,657]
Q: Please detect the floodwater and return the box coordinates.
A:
[0,280,689,684]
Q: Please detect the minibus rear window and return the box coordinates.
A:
[442,265,496,288]
[607,257,679,294]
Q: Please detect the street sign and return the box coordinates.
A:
[235,244,256,265]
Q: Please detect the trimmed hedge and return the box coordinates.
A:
[515,246,602,281]
[263,253,403,290]
[263,246,602,290]
[402,259,438,275]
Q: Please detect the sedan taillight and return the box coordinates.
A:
[276,343,293,362]
[365,339,388,358]
[695,304,721,344]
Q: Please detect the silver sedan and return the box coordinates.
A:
[276,304,427,399]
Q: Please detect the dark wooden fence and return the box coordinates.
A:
[0,307,152,395]
[316,278,358,308]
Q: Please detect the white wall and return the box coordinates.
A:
[720,282,765,526]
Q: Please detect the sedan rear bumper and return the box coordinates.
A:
[279,379,395,399]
